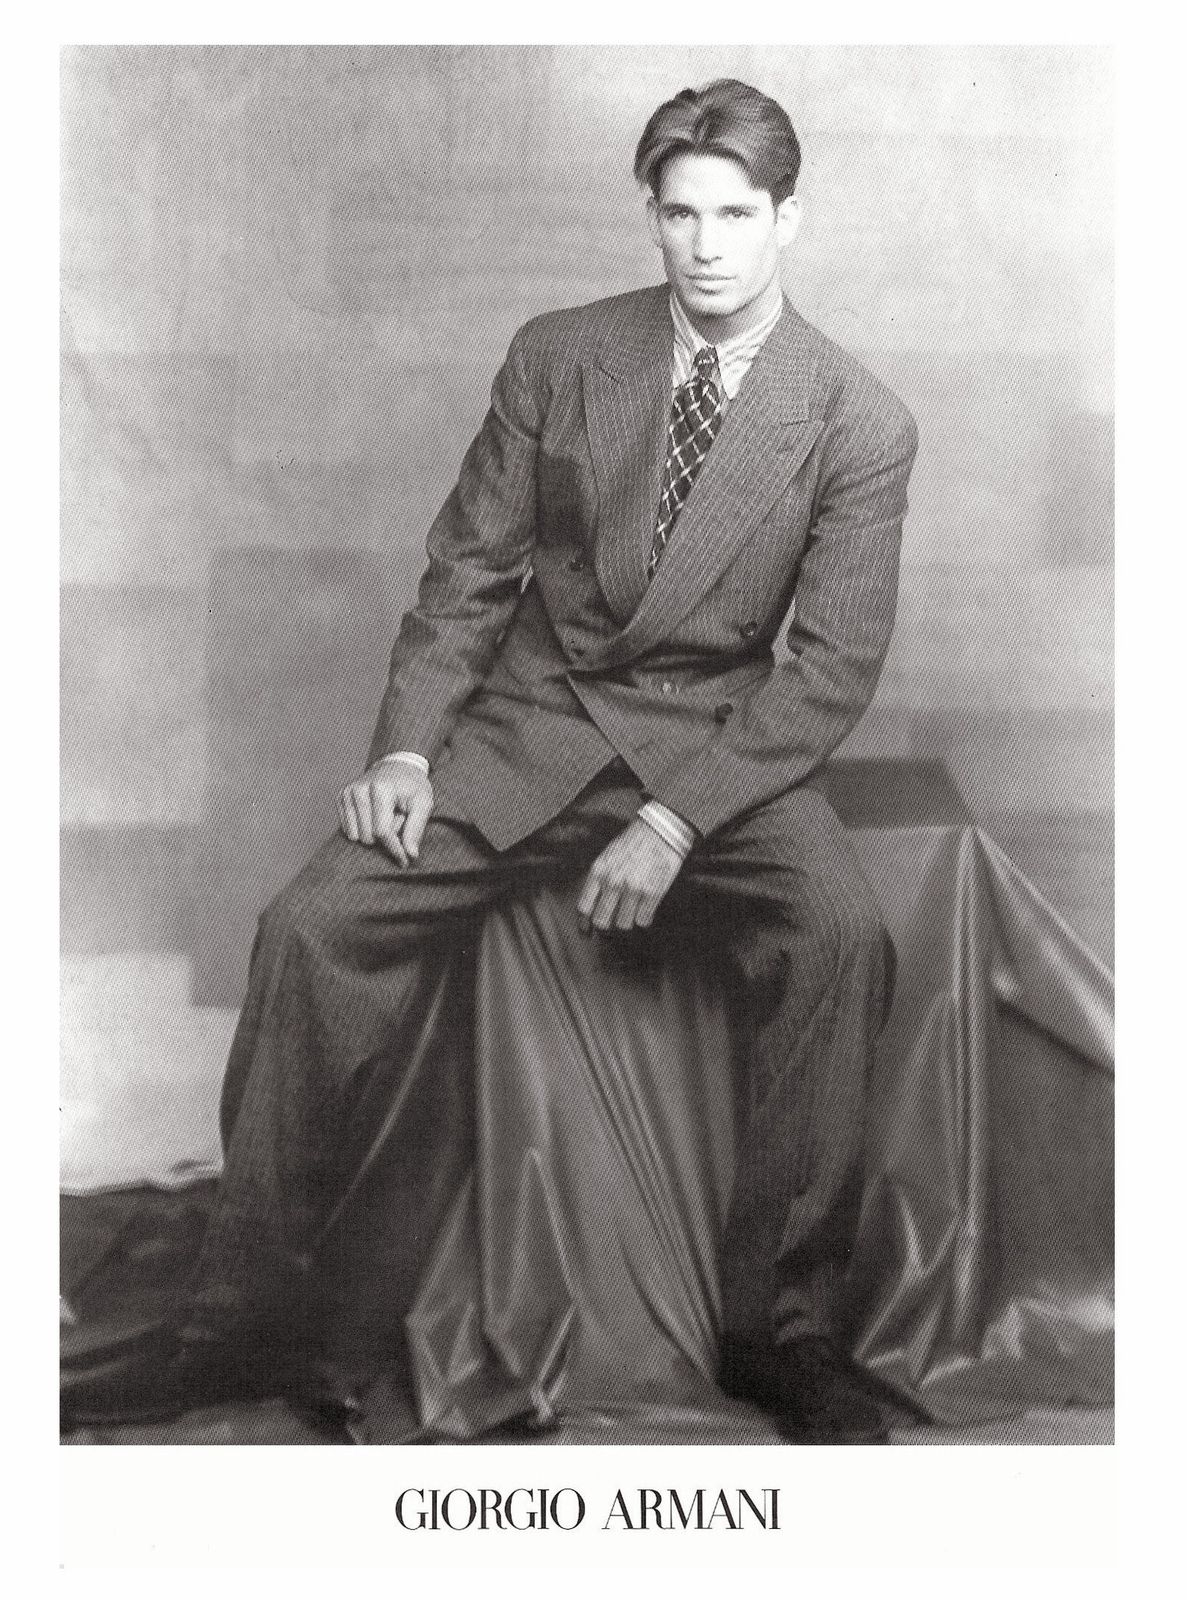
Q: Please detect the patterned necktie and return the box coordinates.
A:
[648,344,723,580]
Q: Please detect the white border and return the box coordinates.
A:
[20,0,1179,1584]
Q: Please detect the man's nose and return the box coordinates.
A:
[693,222,723,261]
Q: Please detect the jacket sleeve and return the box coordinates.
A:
[645,404,919,838]
[366,326,543,768]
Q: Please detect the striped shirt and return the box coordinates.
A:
[669,288,783,401]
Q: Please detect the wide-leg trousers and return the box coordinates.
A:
[179,758,890,1374]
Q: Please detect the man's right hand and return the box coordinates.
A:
[338,759,435,867]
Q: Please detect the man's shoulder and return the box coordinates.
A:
[790,308,919,456]
[511,285,668,365]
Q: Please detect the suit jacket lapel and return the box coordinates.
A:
[584,288,673,620]
[579,301,824,672]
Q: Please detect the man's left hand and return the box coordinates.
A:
[577,818,686,934]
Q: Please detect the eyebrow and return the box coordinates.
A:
[659,201,761,215]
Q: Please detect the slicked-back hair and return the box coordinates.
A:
[634,78,801,206]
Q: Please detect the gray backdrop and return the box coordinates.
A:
[61,46,1113,1019]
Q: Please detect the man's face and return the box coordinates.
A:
[647,150,800,338]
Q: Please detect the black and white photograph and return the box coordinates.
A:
[57,31,1116,1502]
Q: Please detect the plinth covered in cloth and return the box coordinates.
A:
[61,818,1114,1444]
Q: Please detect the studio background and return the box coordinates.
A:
[60,45,1112,1191]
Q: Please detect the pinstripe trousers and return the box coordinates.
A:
[182,757,890,1366]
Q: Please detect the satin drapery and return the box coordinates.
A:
[314,822,1114,1441]
[62,824,1113,1443]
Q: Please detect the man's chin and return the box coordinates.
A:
[678,284,741,318]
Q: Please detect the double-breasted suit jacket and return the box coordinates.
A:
[367,284,918,847]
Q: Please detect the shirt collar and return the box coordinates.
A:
[669,289,783,400]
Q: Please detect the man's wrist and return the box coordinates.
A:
[637,800,696,859]
[376,751,430,776]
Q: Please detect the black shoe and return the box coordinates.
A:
[720,1334,889,1445]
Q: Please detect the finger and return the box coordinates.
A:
[402,790,434,860]
[369,783,407,861]
[373,792,410,866]
[614,888,642,931]
[576,868,603,934]
[343,789,364,844]
[380,834,410,868]
[375,815,410,868]
[371,780,397,837]
[354,784,376,846]
[592,882,621,933]
[635,892,661,929]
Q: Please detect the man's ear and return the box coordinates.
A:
[645,192,662,249]
[775,195,802,251]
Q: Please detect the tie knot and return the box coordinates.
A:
[693,345,720,384]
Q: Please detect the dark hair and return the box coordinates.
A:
[634,78,801,205]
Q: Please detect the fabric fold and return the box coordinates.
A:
[61,824,1113,1440]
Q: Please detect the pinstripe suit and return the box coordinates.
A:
[191,284,919,1363]
[367,284,917,847]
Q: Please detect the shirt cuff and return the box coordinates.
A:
[376,751,430,775]
[637,800,697,858]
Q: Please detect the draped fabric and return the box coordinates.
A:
[61,824,1113,1443]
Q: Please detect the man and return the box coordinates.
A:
[67,78,918,1443]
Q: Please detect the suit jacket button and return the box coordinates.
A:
[714,701,734,722]
[661,680,676,695]
[740,620,759,639]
